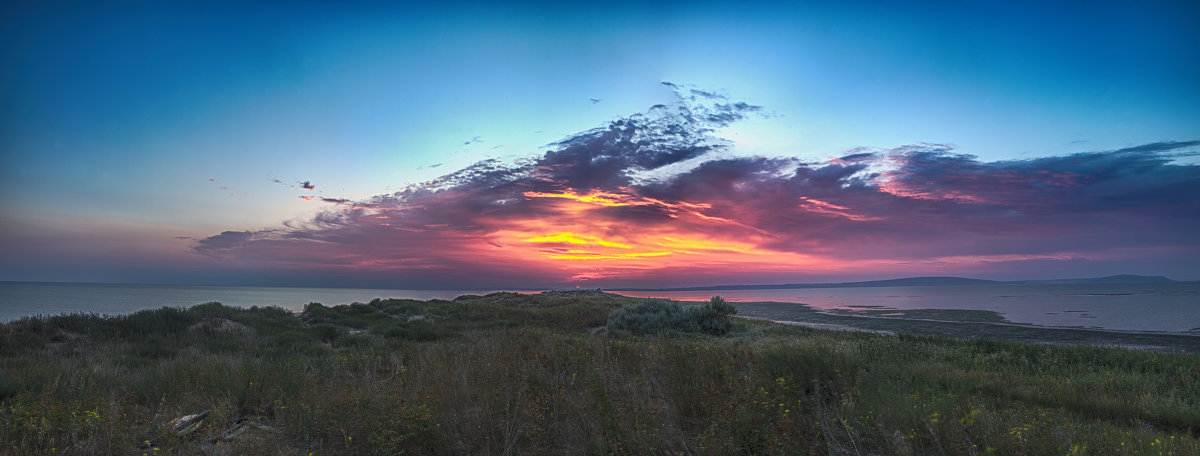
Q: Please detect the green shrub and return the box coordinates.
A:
[190,301,238,320]
[607,296,737,336]
[111,307,197,339]
[379,320,441,341]
[370,298,425,316]
[607,300,682,334]
[269,330,328,356]
[684,295,737,336]
[307,323,346,343]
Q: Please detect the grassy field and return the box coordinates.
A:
[1,291,1197,455]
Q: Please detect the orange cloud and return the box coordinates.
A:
[194,90,1200,289]
[526,232,632,249]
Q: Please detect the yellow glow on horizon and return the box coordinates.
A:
[550,251,673,260]
[489,224,855,282]
[492,189,860,281]
[520,229,780,265]
[526,232,632,249]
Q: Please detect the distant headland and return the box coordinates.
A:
[611,274,1176,292]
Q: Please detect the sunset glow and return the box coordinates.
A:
[181,100,1199,288]
[526,232,632,249]
[1,1,1197,288]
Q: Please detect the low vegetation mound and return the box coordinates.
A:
[606,295,738,335]
[1,291,1197,455]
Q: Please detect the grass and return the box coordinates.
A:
[0,291,1197,455]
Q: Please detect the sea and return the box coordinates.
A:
[0,282,513,323]
[618,283,1200,333]
[2,281,1199,333]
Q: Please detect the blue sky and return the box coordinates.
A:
[2,0,1198,286]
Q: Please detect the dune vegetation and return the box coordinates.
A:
[1,291,1197,455]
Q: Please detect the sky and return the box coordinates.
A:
[1,0,1198,289]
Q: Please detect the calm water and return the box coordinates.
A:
[3,281,1198,333]
[0,282,513,323]
[616,283,1200,333]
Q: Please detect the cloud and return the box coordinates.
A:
[269,177,318,191]
[300,195,351,204]
[658,143,1200,265]
[195,88,1200,288]
[1109,140,1200,155]
[194,230,264,255]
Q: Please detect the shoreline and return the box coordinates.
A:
[720,299,1200,354]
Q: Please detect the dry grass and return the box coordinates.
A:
[1,291,1197,455]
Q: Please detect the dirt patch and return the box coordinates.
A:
[825,307,1011,324]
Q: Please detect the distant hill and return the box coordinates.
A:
[1008,274,1177,285]
[613,275,1176,292]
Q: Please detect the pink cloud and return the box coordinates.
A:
[195,92,1200,288]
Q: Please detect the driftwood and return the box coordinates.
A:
[139,409,272,450]
[170,409,211,435]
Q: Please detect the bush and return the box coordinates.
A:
[685,296,738,336]
[606,300,684,335]
[607,296,737,336]
[111,307,197,339]
[307,323,346,343]
[379,320,441,341]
